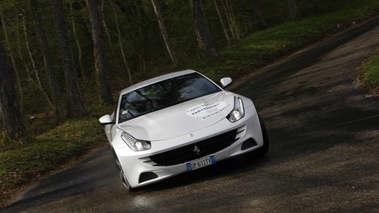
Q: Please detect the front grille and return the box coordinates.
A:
[147,129,238,166]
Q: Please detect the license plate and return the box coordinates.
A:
[186,156,216,171]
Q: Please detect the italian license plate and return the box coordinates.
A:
[186,156,216,171]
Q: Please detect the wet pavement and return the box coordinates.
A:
[2,17,379,213]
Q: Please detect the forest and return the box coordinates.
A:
[0,0,379,145]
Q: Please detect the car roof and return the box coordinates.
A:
[119,69,198,95]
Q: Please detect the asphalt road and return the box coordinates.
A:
[2,17,379,213]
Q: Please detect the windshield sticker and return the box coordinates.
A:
[186,102,231,120]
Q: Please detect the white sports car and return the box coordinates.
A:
[99,69,268,190]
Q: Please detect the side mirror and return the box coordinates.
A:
[99,114,114,125]
[220,77,232,88]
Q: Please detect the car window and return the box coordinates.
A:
[118,73,221,123]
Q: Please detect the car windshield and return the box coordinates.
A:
[118,73,221,123]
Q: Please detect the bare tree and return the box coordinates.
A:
[222,0,240,40]
[100,0,115,54]
[21,13,55,111]
[86,0,114,104]
[214,0,230,44]
[191,0,220,59]
[69,0,86,81]
[109,0,133,85]
[30,0,63,116]
[51,0,86,117]
[15,10,33,82]
[0,42,29,145]
[113,0,148,72]
[0,9,23,108]
[150,0,179,66]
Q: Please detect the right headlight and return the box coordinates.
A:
[227,97,245,123]
[121,131,151,151]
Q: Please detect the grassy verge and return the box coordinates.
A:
[1,0,379,207]
[356,50,379,93]
[194,0,379,80]
[0,116,107,206]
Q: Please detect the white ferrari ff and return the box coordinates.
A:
[99,69,268,190]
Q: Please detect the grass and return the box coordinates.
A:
[194,0,379,80]
[1,0,379,207]
[0,116,107,206]
[356,49,379,93]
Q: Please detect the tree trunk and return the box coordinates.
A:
[150,0,179,66]
[21,13,55,111]
[0,42,29,145]
[214,0,230,44]
[30,0,63,117]
[15,11,33,81]
[222,0,235,39]
[51,0,86,117]
[223,0,240,39]
[100,0,115,54]
[110,0,133,85]
[288,0,298,18]
[70,0,86,82]
[191,0,220,59]
[113,0,147,72]
[86,0,114,104]
[0,10,23,109]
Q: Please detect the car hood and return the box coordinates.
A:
[118,91,234,141]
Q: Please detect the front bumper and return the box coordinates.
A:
[113,107,264,188]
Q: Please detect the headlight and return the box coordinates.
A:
[121,132,151,151]
[227,97,245,122]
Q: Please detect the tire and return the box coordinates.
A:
[112,149,134,191]
[244,116,269,159]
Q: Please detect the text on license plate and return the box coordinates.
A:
[186,156,216,171]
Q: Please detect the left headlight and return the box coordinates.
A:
[121,132,151,151]
[227,97,245,123]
